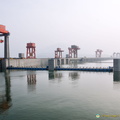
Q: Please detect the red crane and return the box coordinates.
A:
[0,25,9,42]
[55,48,64,58]
[26,43,36,59]
[0,25,10,59]
[68,45,80,58]
[0,40,4,43]
[0,25,9,34]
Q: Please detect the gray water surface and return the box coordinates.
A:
[0,61,120,120]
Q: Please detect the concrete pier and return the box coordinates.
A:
[4,35,10,59]
[113,59,120,71]
[113,59,120,81]
[48,59,55,71]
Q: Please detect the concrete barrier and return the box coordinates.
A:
[114,59,120,71]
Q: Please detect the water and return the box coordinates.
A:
[0,61,120,120]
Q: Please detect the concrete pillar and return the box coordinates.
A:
[57,59,61,66]
[66,58,69,64]
[4,35,10,59]
[2,59,8,71]
[113,59,120,71]
[113,59,120,81]
[48,59,55,71]
[61,58,67,65]
[4,34,10,69]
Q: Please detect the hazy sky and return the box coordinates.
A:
[0,0,120,58]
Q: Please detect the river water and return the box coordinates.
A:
[0,60,120,120]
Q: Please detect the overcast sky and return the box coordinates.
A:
[0,0,120,58]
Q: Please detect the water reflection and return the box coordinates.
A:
[27,74,36,84]
[48,71,62,80]
[0,70,12,114]
[113,71,120,81]
[49,71,55,80]
[27,72,36,92]
[0,60,2,72]
[113,71,120,90]
[69,72,80,80]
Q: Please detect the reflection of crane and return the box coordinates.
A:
[0,71,12,114]
[27,74,36,84]
[0,98,11,112]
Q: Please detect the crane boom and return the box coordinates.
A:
[0,25,9,34]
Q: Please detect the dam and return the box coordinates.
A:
[0,57,113,71]
[0,24,114,72]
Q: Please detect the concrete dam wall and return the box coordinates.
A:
[1,58,49,70]
[0,57,113,71]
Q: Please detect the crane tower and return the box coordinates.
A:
[26,43,36,59]
[68,45,80,58]
[55,48,64,58]
[95,49,103,58]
